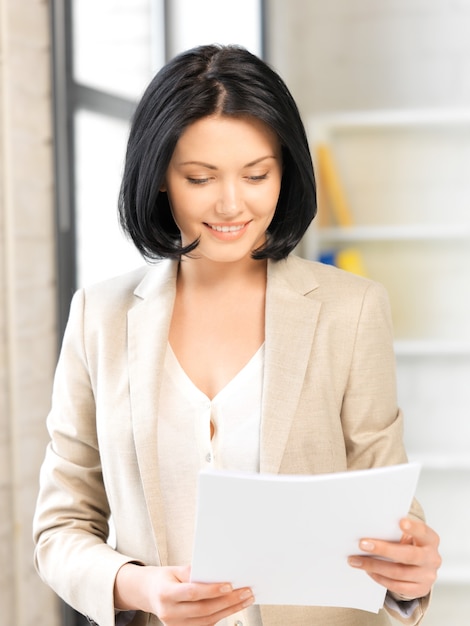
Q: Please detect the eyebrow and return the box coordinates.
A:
[178,155,278,169]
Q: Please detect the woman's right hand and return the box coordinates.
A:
[114,562,254,626]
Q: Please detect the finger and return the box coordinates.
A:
[167,565,237,603]
[171,580,238,603]
[200,591,255,624]
[190,588,255,619]
[399,518,440,548]
[349,550,439,598]
[357,538,420,565]
[169,587,255,623]
[349,554,420,583]
[357,522,440,567]
[348,554,430,599]
[362,568,424,600]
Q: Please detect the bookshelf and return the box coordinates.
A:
[304,110,470,622]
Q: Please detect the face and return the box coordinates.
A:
[162,115,282,265]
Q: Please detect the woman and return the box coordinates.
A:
[33,45,440,626]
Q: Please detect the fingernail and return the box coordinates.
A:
[348,557,363,567]
[220,584,232,593]
[240,590,253,600]
[360,540,375,552]
[401,519,412,531]
[242,595,255,608]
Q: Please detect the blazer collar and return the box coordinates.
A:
[133,258,178,300]
[127,259,178,566]
[260,256,321,473]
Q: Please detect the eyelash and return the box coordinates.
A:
[187,177,210,185]
[248,174,268,182]
[186,174,268,185]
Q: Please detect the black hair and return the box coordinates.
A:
[118,44,317,260]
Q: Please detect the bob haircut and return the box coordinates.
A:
[119,44,317,261]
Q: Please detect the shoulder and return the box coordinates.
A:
[270,254,388,301]
[270,255,393,333]
[83,264,149,299]
[81,259,176,305]
[68,259,177,324]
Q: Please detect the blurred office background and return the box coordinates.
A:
[0,1,469,624]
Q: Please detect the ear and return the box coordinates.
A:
[159,182,167,192]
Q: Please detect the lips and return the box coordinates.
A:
[203,220,251,241]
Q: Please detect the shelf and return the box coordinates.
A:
[308,108,470,142]
[314,224,470,243]
[435,565,470,586]
[394,340,470,357]
[408,455,470,471]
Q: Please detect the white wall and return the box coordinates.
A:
[267,0,470,116]
[0,0,60,624]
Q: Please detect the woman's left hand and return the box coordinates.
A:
[348,518,441,600]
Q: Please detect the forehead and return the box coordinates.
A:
[173,115,281,162]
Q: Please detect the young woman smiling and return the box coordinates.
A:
[34,45,440,626]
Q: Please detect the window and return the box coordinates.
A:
[52,0,264,339]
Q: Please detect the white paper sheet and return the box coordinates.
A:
[190,463,421,613]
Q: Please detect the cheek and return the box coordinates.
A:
[253,182,281,218]
[169,191,208,233]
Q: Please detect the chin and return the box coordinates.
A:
[198,247,257,265]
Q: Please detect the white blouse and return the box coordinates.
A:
[157,343,265,626]
[156,343,416,625]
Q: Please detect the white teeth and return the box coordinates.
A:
[209,223,245,233]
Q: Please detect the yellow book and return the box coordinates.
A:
[336,248,367,277]
[316,143,354,227]
[314,155,331,227]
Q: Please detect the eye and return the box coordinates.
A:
[186,177,210,185]
[247,173,268,182]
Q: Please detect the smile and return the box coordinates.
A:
[206,223,248,233]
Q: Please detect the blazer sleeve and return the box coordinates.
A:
[33,289,138,626]
[340,280,429,624]
[339,280,406,469]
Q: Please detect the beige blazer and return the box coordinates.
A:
[33,255,428,626]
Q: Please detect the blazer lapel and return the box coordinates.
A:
[260,257,322,474]
[127,255,321,559]
[127,259,178,566]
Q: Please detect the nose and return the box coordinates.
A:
[215,180,241,217]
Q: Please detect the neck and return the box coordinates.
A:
[177,255,268,291]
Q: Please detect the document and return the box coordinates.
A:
[191,463,421,613]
